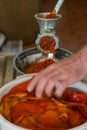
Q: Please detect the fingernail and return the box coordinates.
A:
[36,92,41,98]
[55,82,60,88]
[27,86,32,92]
[55,88,63,98]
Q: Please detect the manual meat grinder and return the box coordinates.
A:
[34,12,62,53]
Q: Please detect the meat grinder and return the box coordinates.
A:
[34,12,62,52]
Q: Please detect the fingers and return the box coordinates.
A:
[27,62,69,98]
[55,82,67,97]
[35,77,48,97]
[27,56,78,98]
[45,74,61,97]
[45,73,68,97]
[27,74,40,92]
[27,66,56,97]
[27,71,68,98]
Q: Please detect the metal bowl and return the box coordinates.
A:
[13,47,72,74]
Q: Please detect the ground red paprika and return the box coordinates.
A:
[25,58,55,74]
[40,36,56,53]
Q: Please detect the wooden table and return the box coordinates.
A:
[0,55,21,87]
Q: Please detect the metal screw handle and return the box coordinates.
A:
[54,0,64,14]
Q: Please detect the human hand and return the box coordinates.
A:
[27,55,84,98]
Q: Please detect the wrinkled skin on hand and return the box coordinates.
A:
[27,52,87,98]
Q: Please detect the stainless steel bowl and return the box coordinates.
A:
[13,47,72,74]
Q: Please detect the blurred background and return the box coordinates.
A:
[0,0,87,53]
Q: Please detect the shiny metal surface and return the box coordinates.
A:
[35,13,62,52]
[34,12,62,33]
[13,47,72,74]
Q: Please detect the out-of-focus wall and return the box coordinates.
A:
[0,0,40,43]
[39,0,57,12]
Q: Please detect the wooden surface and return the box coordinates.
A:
[0,0,39,42]
[0,55,21,87]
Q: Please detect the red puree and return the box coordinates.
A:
[25,58,55,74]
[38,10,56,19]
[40,36,56,53]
